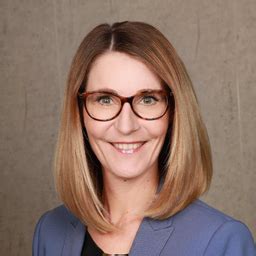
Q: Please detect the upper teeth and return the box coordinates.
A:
[113,143,144,150]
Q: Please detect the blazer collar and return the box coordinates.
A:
[62,215,86,256]
[129,216,174,256]
[62,211,174,256]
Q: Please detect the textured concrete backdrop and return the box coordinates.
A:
[1,0,255,255]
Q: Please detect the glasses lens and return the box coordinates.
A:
[133,91,168,119]
[86,92,120,120]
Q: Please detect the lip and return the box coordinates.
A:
[109,141,147,154]
[110,141,146,144]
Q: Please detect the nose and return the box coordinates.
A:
[114,102,140,134]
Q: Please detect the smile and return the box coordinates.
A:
[110,142,146,154]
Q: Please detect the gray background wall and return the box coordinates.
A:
[1,0,255,255]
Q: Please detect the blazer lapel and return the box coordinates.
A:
[129,216,174,256]
[62,216,86,256]
[61,214,174,256]
[61,178,172,256]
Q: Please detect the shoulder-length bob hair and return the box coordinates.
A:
[54,21,212,233]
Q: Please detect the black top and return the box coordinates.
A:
[81,231,129,256]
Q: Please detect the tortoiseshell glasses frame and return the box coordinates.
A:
[77,89,172,121]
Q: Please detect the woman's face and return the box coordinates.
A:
[83,51,169,181]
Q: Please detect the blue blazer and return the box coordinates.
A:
[33,199,255,255]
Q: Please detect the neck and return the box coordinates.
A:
[101,168,159,227]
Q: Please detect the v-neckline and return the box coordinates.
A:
[85,230,129,256]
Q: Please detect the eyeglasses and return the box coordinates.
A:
[78,89,172,121]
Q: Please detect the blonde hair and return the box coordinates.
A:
[54,21,212,233]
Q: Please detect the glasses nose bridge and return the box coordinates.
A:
[119,95,135,112]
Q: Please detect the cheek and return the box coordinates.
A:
[83,112,107,142]
[148,114,169,139]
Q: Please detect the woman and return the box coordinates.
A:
[33,21,255,255]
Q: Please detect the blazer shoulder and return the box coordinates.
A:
[37,205,78,231]
[177,199,254,234]
[32,205,80,255]
[166,199,256,255]
[203,219,256,255]
[186,199,235,222]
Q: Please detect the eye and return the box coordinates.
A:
[140,95,158,105]
[96,95,113,105]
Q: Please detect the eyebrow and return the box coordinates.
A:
[87,87,163,95]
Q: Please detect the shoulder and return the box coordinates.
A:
[34,204,79,235]
[163,199,256,255]
[32,205,80,255]
[175,199,236,225]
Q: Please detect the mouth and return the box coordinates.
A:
[109,141,147,154]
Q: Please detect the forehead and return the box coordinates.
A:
[86,52,163,96]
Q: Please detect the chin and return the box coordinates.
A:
[112,168,148,180]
